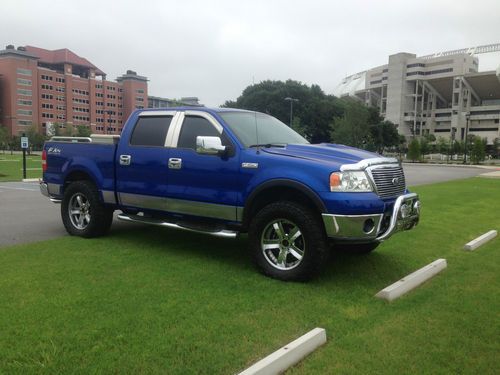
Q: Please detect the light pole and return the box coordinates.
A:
[284,97,299,127]
[463,112,470,164]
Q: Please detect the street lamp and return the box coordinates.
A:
[284,97,299,127]
[463,112,470,164]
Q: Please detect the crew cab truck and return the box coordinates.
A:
[40,107,420,281]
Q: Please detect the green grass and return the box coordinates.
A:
[0,153,42,181]
[0,178,499,374]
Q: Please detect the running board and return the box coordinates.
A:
[116,213,238,238]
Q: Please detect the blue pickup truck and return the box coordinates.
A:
[40,107,420,281]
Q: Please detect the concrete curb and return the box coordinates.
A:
[478,171,500,179]
[238,328,327,375]
[21,178,40,183]
[464,230,497,251]
[375,259,447,302]
[402,162,499,170]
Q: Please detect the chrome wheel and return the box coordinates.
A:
[68,193,91,230]
[261,219,305,270]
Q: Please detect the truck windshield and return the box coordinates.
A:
[219,111,309,148]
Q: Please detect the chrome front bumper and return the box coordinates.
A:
[322,193,420,242]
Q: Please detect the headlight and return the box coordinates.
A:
[330,171,372,192]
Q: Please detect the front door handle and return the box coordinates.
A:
[168,158,182,169]
[119,154,131,166]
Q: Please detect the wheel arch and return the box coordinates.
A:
[242,179,327,228]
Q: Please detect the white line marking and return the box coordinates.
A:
[464,230,497,251]
[238,328,326,375]
[0,186,38,191]
[375,259,447,302]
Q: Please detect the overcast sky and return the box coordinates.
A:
[2,0,500,106]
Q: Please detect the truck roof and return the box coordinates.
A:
[134,107,254,116]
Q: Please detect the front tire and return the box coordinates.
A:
[248,201,328,281]
[61,180,113,238]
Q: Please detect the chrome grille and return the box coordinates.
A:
[369,165,406,198]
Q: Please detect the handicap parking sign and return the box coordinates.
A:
[21,136,29,149]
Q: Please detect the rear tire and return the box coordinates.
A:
[248,201,328,281]
[61,180,113,238]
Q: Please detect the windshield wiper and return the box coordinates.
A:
[248,143,286,148]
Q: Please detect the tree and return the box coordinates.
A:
[25,125,46,152]
[222,80,343,143]
[76,125,92,137]
[493,138,500,159]
[369,120,399,154]
[407,138,421,162]
[330,100,370,148]
[419,137,429,157]
[0,125,8,154]
[470,136,486,164]
[436,137,449,154]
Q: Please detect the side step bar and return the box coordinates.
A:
[116,213,238,238]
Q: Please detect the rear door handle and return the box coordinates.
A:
[168,158,182,169]
[119,154,131,166]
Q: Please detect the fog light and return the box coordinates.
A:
[400,203,411,218]
[363,219,375,233]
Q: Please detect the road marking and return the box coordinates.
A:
[464,230,497,251]
[238,328,326,375]
[375,259,447,302]
[0,185,38,192]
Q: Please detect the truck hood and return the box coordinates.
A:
[262,143,381,167]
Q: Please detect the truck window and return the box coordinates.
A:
[177,116,221,150]
[130,116,172,147]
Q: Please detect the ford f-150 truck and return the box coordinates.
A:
[40,107,420,281]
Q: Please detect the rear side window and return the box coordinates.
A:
[177,116,221,150]
[130,116,172,146]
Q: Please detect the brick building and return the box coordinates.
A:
[0,45,148,136]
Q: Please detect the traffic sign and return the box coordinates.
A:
[21,136,29,149]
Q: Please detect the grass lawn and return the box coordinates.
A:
[0,153,42,181]
[0,178,498,374]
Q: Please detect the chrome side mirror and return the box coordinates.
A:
[196,136,226,155]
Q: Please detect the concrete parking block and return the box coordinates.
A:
[238,328,327,375]
[464,230,497,251]
[375,259,447,302]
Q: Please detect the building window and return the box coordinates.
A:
[407,63,426,68]
[41,75,53,81]
[17,78,32,86]
[56,77,65,83]
[41,93,54,99]
[42,113,54,118]
[136,89,144,94]
[42,103,54,109]
[41,84,53,90]
[18,99,32,106]
[18,120,33,126]
[17,109,33,116]
[136,96,144,102]
[56,86,65,92]
[17,68,32,76]
[17,89,32,96]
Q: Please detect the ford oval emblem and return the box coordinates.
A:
[392,177,400,186]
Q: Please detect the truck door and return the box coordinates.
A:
[115,111,177,211]
[165,111,241,222]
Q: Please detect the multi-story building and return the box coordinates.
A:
[148,95,202,108]
[0,44,148,136]
[335,43,500,144]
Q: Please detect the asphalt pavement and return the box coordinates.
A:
[0,164,494,247]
